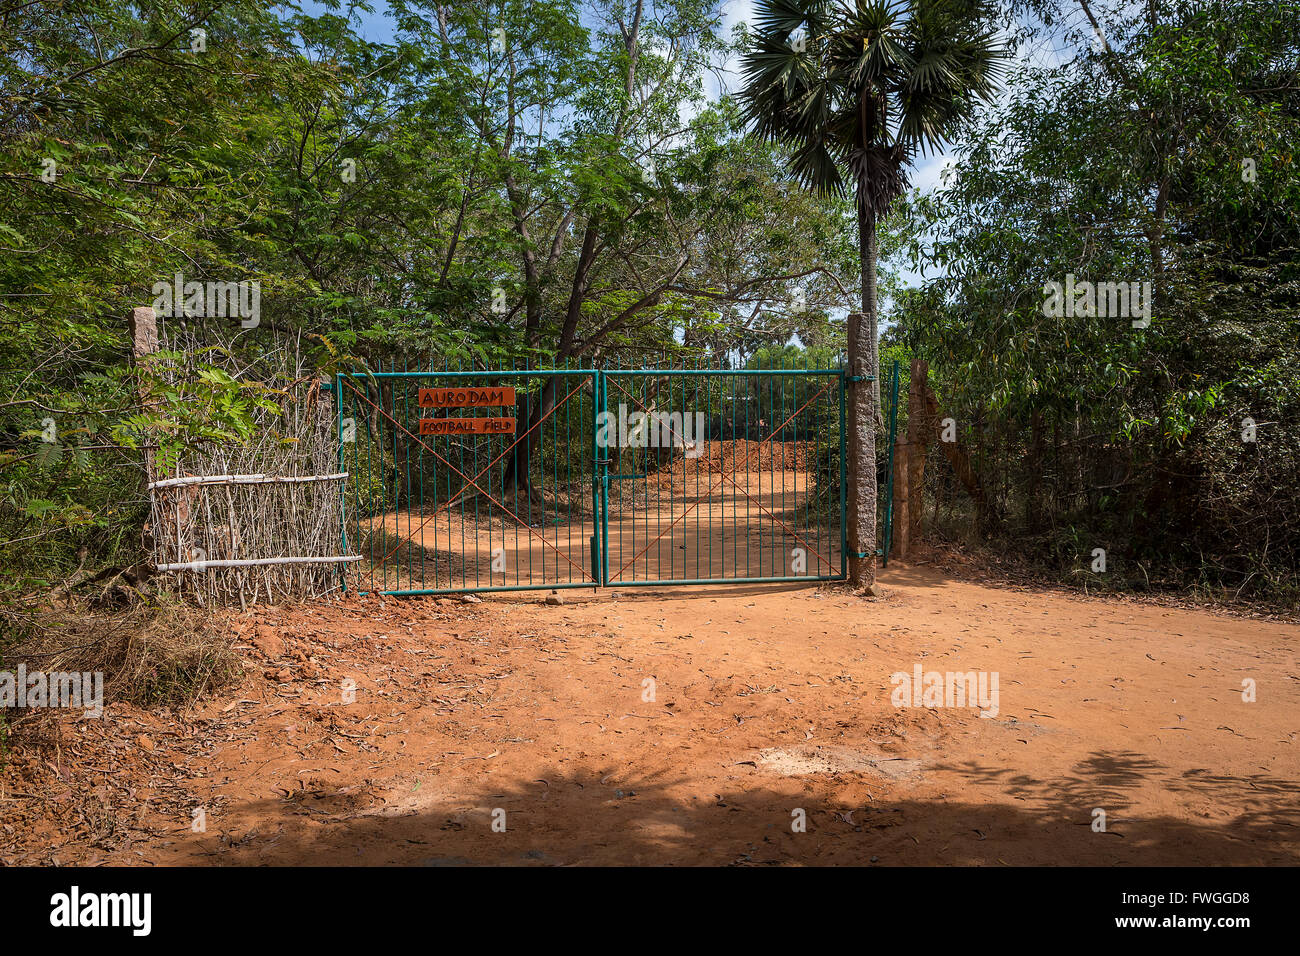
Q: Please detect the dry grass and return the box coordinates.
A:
[0,596,243,862]
[3,597,241,723]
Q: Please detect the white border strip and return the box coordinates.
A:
[156,555,364,571]
[149,472,349,490]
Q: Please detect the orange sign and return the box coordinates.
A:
[418,386,515,408]
[419,417,516,436]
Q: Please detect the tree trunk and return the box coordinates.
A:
[503,389,536,496]
[922,380,994,532]
[846,202,879,588]
[1026,409,1044,532]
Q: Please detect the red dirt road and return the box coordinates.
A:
[7,564,1298,866]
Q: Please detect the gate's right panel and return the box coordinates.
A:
[600,364,846,586]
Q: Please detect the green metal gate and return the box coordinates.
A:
[331,361,850,596]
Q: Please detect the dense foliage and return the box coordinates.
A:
[2,0,1297,628]
[889,0,1300,600]
[0,0,857,630]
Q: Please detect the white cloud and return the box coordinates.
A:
[713,0,757,98]
[910,154,955,195]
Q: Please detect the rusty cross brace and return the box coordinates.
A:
[611,380,833,580]
[340,376,594,583]
[372,376,592,569]
[603,375,835,574]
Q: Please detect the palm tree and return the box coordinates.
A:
[740,0,1004,585]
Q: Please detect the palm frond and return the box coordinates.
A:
[738,0,1005,210]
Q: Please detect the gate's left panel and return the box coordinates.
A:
[334,368,599,595]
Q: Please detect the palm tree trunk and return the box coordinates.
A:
[847,201,879,587]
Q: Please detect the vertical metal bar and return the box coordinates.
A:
[564,359,571,584]
[384,361,395,595]
[553,364,559,585]
[397,358,408,590]
[654,371,660,582]
[465,361,472,587]
[691,364,697,580]
[429,360,438,590]
[759,358,769,580]
[774,355,782,578]
[728,370,736,579]
[742,364,749,580]
[728,366,738,574]
[680,363,688,579]
[753,355,761,580]
[526,368,534,588]
[720,370,726,580]
[638,373,645,581]
[608,365,613,585]
[634,371,639,582]
[384,360,393,591]
[513,358,521,587]
[365,376,374,593]
[600,369,609,584]
[813,365,821,575]
[769,356,780,574]
[783,356,790,577]
[656,369,663,581]
[702,362,709,579]
[814,364,821,575]
[553,364,560,583]
[764,354,771,578]
[590,369,599,586]
[337,375,348,592]
[628,372,636,581]
[416,363,426,590]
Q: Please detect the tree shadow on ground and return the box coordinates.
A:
[177,754,1300,866]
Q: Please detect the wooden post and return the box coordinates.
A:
[129,305,159,361]
[129,307,172,567]
[129,306,160,490]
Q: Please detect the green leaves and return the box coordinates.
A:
[739,0,1005,202]
[884,0,1300,592]
[0,0,863,602]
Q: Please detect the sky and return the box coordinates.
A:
[296,0,962,202]
[291,0,1081,306]
[714,0,1016,219]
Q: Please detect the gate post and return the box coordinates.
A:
[845,310,877,587]
[327,372,349,591]
[130,306,163,562]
